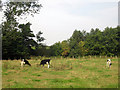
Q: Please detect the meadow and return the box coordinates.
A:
[2,56,118,88]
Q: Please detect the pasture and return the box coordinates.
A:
[2,57,118,88]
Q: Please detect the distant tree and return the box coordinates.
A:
[36,45,48,56]
[102,27,118,56]
[116,26,120,56]
[78,41,87,56]
[49,26,119,57]
[61,40,70,57]
[50,42,62,56]
[69,30,84,57]
[85,27,119,56]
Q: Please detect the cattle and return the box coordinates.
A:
[21,59,31,67]
[40,59,51,68]
[106,59,112,68]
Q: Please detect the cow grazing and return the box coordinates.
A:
[21,59,31,67]
[106,59,112,68]
[40,59,51,68]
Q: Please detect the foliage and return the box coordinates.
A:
[78,41,87,56]
[61,40,70,57]
[2,1,44,59]
[36,31,45,44]
[68,30,84,58]
[49,26,119,57]
[50,42,63,56]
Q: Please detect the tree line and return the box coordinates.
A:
[48,27,119,58]
[1,1,120,60]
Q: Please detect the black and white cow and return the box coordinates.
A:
[106,59,112,68]
[40,59,51,68]
[21,59,31,67]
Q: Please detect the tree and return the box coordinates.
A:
[116,26,120,56]
[102,27,118,56]
[49,26,119,57]
[78,41,87,56]
[18,22,38,56]
[50,42,62,56]
[69,30,84,58]
[0,0,2,11]
[61,40,70,57]
[36,31,45,44]
[2,1,42,59]
[84,27,119,56]
[84,28,102,55]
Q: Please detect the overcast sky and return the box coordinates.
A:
[0,0,119,46]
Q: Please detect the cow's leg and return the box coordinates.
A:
[21,62,23,67]
[21,61,25,67]
[109,63,111,68]
[109,65,111,68]
[48,64,50,68]
[46,62,50,68]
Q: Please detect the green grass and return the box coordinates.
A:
[2,57,118,88]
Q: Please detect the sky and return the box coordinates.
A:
[0,0,119,46]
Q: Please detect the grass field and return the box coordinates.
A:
[2,57,118,88]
